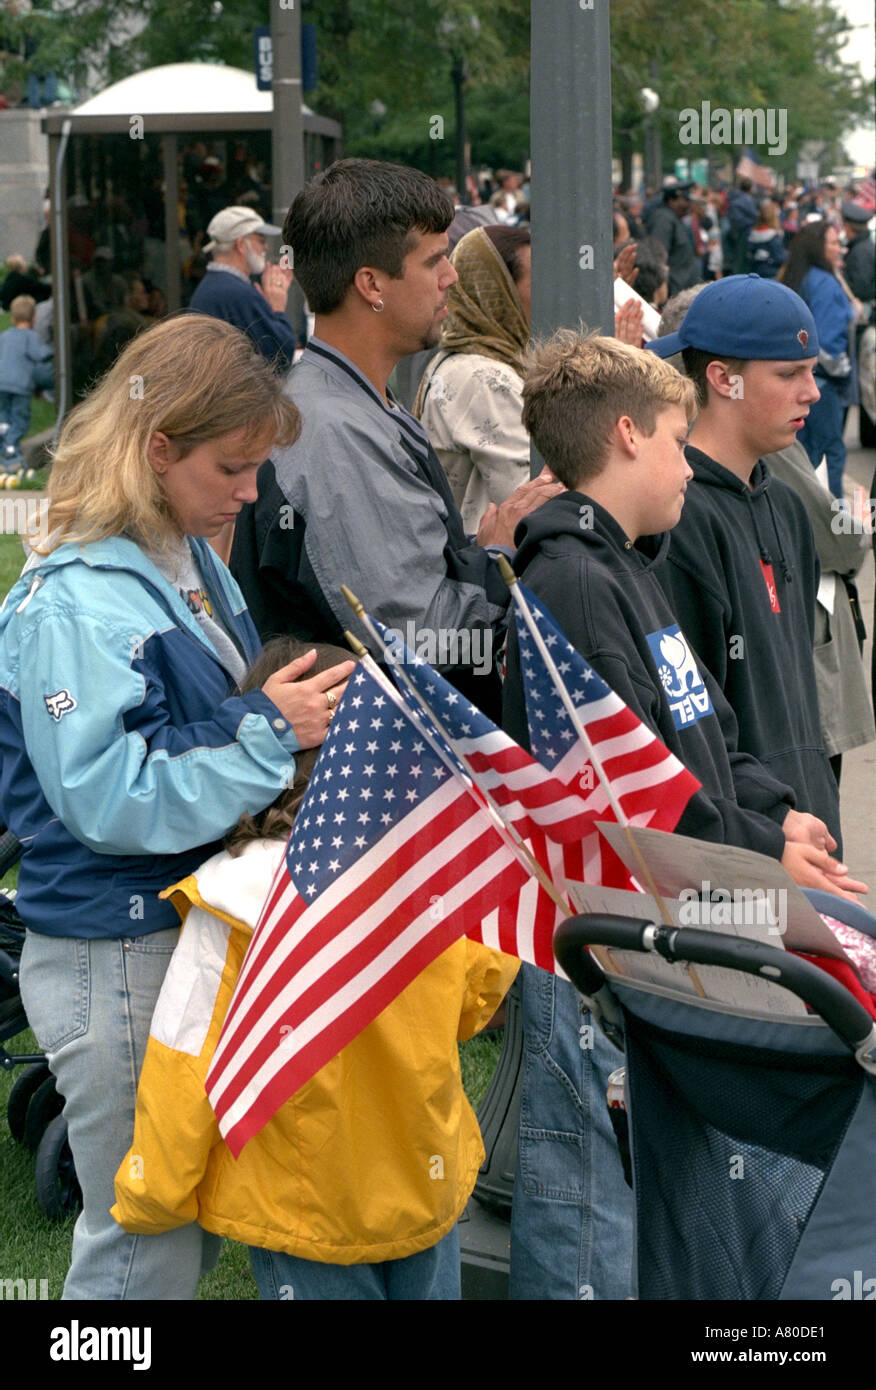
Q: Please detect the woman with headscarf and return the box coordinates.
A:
[414,225,531,532]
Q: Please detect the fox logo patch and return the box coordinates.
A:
[44,689,77,721]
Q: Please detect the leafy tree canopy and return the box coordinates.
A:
[1,0,869,177]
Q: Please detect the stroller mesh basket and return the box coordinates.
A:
[623,1007,865,1300]
[556,913,876,1302]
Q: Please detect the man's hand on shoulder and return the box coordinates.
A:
[476,467,564,550]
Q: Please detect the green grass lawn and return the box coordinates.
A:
[0,548,504,1299]
[0,533,28,595]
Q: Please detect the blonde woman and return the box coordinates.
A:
[0,314,353,1300]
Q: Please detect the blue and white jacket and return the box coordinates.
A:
[0,535,299,938]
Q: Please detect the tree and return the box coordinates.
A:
[2,0,870,180]
[609,0,872,183]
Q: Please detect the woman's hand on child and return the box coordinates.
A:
[262,649,356,748]
[781,842,868,903]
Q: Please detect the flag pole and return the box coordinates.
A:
[497,557,704,995]
[341,620,580,933]
[343,631,621,978]
[342,600,622,976]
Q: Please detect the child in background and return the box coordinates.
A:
[0,295,54,469]
[112,637,519,1300]
[747,200,787,278]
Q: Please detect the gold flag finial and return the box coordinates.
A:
[343,630,368,657]
[340,584,365,616]
[496,554,518,588]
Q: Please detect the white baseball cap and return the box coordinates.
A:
[204,205,282,252]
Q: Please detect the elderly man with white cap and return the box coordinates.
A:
[188,205,297,372]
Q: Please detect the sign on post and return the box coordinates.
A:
[254,26,272,92]
[254,24,317,93]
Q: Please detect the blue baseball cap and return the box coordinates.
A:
[646,274,819,361]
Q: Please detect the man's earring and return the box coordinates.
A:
[372,299,385,313]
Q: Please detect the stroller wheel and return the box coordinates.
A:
[34,1114,82,1220]
[7,1061,52,1143]
[23,1073,64,1151]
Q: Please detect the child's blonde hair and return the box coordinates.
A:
[522,329,696,489]
[10,295,36,324]
[33,313,300,555]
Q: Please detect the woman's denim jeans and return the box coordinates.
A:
[509,965,634,1300]
[799,374,847,500]
[20,929,220,1300]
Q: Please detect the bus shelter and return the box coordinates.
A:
[42,62,342,422]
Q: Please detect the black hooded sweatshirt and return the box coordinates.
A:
[659,447,841,852]
[503,491,796,862]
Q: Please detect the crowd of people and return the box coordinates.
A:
[0,154,874,1302]
[613,173,875,497]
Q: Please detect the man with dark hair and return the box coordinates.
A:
[643,179,700,296]
[841,201,875,308]
[726,177,759,274]
[231,158,559,714]
[630,236,669,309]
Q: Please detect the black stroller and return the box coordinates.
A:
[0,829,81,1220]
[554,895,876,1301]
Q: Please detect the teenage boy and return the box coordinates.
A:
[646,274,843,851]
[502,330,862,1303]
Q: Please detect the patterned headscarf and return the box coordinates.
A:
[438,227,529,371]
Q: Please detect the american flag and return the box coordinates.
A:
[373,598,698,964]
[509,582,701,893]
[373,618,592,970]
[205,660,530,1156]
[736,149,775,191]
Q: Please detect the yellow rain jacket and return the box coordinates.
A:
[112,839,519,1264]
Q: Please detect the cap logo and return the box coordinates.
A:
[797,329,808,348]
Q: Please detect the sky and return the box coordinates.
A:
[835,0,875,169]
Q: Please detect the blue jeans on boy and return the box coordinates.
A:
[0,390,31,454]
[508,966,634,1300]
[20,928,221,1300]
[249,1226,461,1300]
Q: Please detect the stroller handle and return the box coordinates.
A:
[554,913,876,1064]
[0,828,21,879]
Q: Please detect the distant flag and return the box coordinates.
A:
[736,149,775,191]
[206,658,530,1156]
